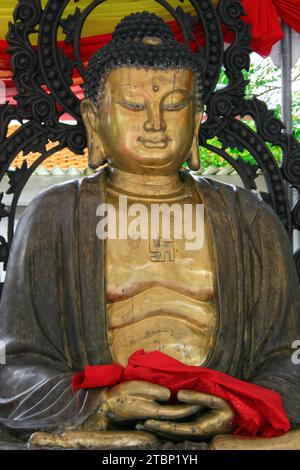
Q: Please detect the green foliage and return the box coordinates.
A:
[200,57,300,169]
[199,140,283,169]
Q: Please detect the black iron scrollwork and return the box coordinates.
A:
[0,0,299,279]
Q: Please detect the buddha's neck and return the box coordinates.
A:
[107,167,187,198]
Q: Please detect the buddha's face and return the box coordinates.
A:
[82,66,201,175]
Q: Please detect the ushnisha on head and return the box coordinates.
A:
[81,12,204,174]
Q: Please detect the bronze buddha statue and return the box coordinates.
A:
[0,12,300,450]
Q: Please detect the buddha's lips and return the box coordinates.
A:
[138,137,171,149]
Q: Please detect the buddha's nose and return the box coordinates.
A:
[143,103,166,132]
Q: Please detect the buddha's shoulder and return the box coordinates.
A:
[20,171,104,227]
[28,170,104,208]
[191,173,262,204]
[191,174,284,227]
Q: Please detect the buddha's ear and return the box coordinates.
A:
[80,99,107,169]
[187,112,203,171]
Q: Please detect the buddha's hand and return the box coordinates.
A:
[92,381,201,428]
[138,390,235,440]
[28,381,202,448]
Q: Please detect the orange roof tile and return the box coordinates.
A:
[7,125,89,170]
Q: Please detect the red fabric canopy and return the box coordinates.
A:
[241,0,284,56]
[273,0,300,34]
[0,20,201,103]
[1,1,299,103]
[72,349,291,438]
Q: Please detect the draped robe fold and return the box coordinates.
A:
[0,168,299,432]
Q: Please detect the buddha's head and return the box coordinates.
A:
[81,12,204,175]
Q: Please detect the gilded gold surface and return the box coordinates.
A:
[29,430,160,450]
[209,430,300,450]
[106,176,217,367]
[78,65,233,445]
[80,66,231,444]
[80,67,202,172]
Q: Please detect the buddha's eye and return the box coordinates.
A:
[162,96,192,112]
[117,100,145,111]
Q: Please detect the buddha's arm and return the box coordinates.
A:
[243,197,300,428]
[0,185,98,431]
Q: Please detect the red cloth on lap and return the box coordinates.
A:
[72,349,290,438]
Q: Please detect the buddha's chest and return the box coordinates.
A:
[105,189,217,366]
[106,235,214,302]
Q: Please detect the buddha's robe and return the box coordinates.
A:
[0,168,299,432]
